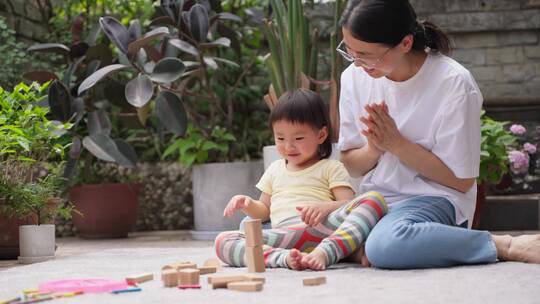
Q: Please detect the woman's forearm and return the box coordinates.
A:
[391,138,474,193]
[340,145,381,178]
[242,200,271,221]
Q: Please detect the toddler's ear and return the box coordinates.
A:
[318,126,329,143]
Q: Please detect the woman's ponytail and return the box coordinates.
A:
[412,20,451,55]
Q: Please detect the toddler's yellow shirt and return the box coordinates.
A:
[256,159,354,228]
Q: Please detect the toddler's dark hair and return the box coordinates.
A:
[269,89,332,159]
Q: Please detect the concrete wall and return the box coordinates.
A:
[411,0,540,98]
[0,0,52,43]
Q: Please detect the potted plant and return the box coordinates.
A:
[0,82,75,263]
[25,14,143,238]
[26,1,270,239]
[474,110,517,227]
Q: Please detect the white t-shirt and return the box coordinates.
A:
[337,52,483,228]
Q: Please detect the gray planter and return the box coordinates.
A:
[190,161,264,240]
[18,224,55,264]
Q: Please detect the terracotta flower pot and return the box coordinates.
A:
[68,183,140,239]
[472,183,486,229]
[0,214,34,259]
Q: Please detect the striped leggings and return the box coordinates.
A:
[214,191,387,268]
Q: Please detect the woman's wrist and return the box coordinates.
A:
[388,136,409,157]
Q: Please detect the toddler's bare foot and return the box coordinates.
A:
[342,243,371,267]
[286,249,308,270]
[302,249,328,271]
[494,234,540,263]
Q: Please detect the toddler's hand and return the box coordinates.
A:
[296,203,333,227]
[223,195,252,218]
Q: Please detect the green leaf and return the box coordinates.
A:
[162,141,181,159]
[179,140,196,155]
[201,141,219,151]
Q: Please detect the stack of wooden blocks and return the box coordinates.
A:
[244,219,266,273]
[160,260,218,289]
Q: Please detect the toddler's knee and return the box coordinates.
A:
[214,231,236,260]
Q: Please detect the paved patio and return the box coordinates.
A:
[1,230,539,304]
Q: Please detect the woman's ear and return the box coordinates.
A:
[399,34,414,53]
[318,126,329,144]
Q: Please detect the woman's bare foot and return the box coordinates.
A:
[286,249,308,270]
[301,249,328,271]
[492,234,540,263]
[342,243,371,267]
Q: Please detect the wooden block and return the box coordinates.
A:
[161,270,178,287]
[227,281,263,292]
[125,273,153,284]
[244,219,263,247]
[178,284,201,289]
[207,275,249,289]
[244,274,265,283]
[161,262,197,271]
[178,269,200,285]
[197,266,217,275]
[203,258,223,270]
[303,276,326,286]
[245,245,265,273]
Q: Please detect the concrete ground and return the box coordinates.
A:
[1,230,539,304]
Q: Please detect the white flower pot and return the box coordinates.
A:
[18,224,55,264]
[190,161,264,240]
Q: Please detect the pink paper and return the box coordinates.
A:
[39,278,128,293]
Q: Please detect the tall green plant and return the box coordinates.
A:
[262,0,319,102]
[261,0,344,140]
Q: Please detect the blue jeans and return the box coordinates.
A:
[239,216,272,230]
[365,196,497,269]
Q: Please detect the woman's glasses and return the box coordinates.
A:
[336,40,392,68]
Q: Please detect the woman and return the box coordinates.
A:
[337,0,540,268]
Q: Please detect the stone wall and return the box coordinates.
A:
[411,0,540,98]
[0,0,52,43]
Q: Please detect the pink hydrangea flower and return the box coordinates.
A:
[523,143,537,154]
[508,150,529,174]
[510,124,526,135]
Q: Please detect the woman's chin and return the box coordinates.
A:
[356,66,385,78]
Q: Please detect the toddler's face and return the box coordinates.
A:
[272,120,327,169]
